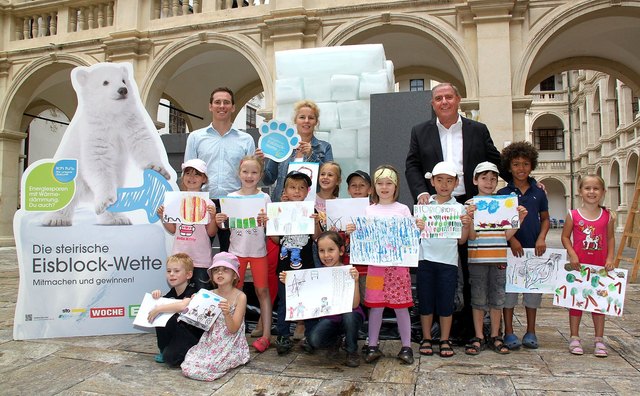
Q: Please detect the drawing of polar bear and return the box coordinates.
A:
[43,62,170,226]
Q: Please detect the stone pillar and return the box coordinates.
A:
[618,83,634,127]
[0,129,28,246]
[468,1,515,145]
[512,97,533,143]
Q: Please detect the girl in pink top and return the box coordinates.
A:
[356,165,424,365]
[561,175,615,358]
[157,159,217,290]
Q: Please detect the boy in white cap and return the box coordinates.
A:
[464,162,528,356]
[417,161,472,358]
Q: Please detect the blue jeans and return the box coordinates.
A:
[307,312,363,353]
[192,267,212,290]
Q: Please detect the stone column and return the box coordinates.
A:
[468,1,516,145]
[618,83,634,127]
[0,129,28,246]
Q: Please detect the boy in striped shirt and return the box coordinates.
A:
[465,162,528,355]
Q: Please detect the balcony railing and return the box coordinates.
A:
[9,0,272,40]
[536,161,570,172]
[531,90,566,102]
[13,1,115,40]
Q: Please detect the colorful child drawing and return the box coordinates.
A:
[285,266,354,320]
[350,217,420,267]
[414,204,462,239]
[553,263,627,317]
[473,195,520,230]
[506,249,565,293]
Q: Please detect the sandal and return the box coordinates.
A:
[522,332,539,349]
[252,336,270,353]
[419,339,434,356]
[464,337,484,356]
[503,333,521,350]
[568,336,583,355]
[594,337,608,358]
[488,337,510,355]
[439,339,455,358]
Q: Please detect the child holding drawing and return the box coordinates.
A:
[498,142,550,350]
[416,161,471,358]
[181,252,250,381]
[214,155,272,353]
[465,162,527,355]
[360,165,422,365]
[560,174,615,357]
[313,161,343,267]
[279,231,364,367]
[148,253,203,366]
[157,159,217,290]
[345,170,372,293]
[270,171,321,355]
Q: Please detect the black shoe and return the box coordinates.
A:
[397,346,414,365]
[301,337,315,354]
[276,336,293,355]
[364,346,383,363]
[345,351,361,367]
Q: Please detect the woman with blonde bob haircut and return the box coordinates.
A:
[262,99,334,202]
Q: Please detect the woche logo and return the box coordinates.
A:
[89,307,125,318]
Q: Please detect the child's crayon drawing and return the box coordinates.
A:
[177,289,224,331]
[350,217,420,267]
[163,191,209,225]
[220,194,266,232]
[553,263,627,317]
[326,198,369,231]
[414,204,462,239]
[473,195,519,230]
[266,201,315,236]
[285,266,355,320]
[506,248,566,293]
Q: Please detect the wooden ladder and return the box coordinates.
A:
[615,170,640,282]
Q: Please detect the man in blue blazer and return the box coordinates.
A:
[405,83,504,344]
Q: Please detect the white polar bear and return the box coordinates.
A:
[43,62,170,226]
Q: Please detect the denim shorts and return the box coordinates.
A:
[417,260,458,316]
[503,292,542,309]
[468,264,506,310]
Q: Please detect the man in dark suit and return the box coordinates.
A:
[405,82,503,344]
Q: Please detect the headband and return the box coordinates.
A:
[374,168,398,186]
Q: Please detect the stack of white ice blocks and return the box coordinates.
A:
[275,45,394,196]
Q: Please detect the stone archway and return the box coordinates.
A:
[538,177,568,222]
[141,33,272,131]
[513,1,640,96]
[324,13,477,99]
[609,161,621,211]
[0,54,90,245]
[626,152,639,208]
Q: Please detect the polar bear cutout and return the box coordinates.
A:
[42,62,171,226]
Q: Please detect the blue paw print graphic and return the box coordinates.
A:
[259,120,300,162]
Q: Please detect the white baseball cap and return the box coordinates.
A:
[473,161,499,176]
[181,159,207,174]
[425,161,460,179]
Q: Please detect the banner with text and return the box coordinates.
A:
[13,62,178,340]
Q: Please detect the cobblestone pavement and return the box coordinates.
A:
[0,229,638,395]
